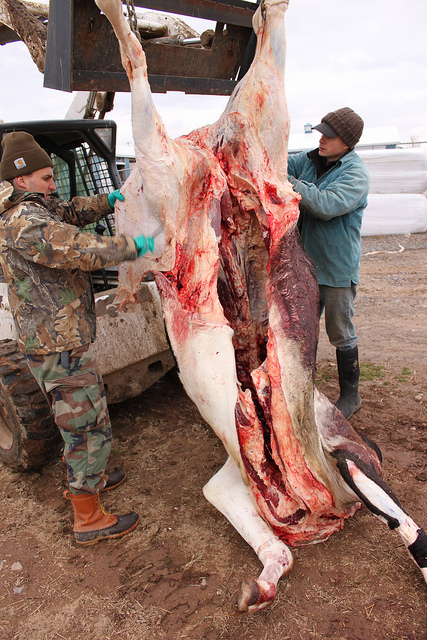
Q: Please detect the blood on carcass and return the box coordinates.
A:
[95,0,427,613]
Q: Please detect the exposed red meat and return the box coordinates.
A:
[96,0,427,612]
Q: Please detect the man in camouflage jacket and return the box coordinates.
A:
[0,130,153,544]
[0,182,137,353]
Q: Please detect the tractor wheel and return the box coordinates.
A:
[0,340,60,470]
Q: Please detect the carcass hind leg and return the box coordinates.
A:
[203,456,293,612]
[95,0,132,40]
[220,0,291,180]
[95,0,181,230]
[335,454,427,584]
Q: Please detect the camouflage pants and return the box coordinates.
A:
[26,344,111,495]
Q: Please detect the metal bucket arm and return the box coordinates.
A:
[44,0,258,95]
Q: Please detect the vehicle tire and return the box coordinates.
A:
[0,340,60,470]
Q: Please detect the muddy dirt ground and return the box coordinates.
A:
[1,233,426,640]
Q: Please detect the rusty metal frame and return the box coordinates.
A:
[44,0,257,95]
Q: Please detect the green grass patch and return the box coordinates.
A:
[395,366,412,382]
[360,362,386,382]
[315,363,335,384]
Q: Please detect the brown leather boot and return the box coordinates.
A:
[64,491,140,545]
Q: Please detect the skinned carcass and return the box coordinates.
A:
[94,0,427,612]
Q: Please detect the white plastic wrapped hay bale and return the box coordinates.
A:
[358,148,427,195]
[361,193,427,236]
[358,147,427,235]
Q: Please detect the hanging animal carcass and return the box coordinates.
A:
[94,0,427,612]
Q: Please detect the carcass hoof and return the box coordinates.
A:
[237,578,277,613]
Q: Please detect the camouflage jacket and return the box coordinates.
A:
[0,181,138,354]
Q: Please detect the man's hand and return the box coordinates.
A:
[107,189,125,209]
[134,235,155,257]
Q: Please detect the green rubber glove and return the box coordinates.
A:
[134,235,155,257]
[107,189,124,209]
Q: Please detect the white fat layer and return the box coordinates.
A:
[203,456,292,582]
[167,320,241,465]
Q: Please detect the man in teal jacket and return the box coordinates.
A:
[288,107,370,419]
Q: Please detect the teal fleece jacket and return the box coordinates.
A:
[288,149,370,287]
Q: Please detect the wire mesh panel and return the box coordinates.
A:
[51,143,116,236]
[50,142,119,290]
[0,120,122,292]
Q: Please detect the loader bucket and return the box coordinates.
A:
[44,0,258,95]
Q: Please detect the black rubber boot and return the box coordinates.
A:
[62,458,126,492]
[103,469,127,491]
[335,346,362,419]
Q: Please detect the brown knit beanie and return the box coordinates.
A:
[0,131,53,182]
[313,108,364,149]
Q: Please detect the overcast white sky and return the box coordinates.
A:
[0,0,426,154]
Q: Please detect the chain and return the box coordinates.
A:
[125,0,141,42]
